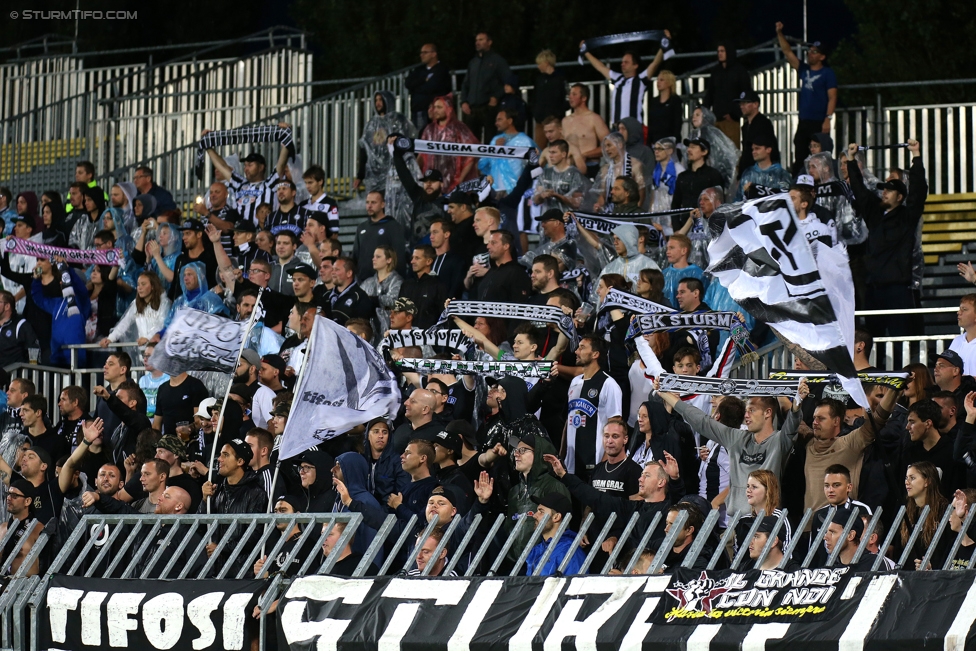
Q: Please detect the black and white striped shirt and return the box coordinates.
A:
[299,193,340,237]
[228,171,280,228]
[609,70,651,125]
[267,205,305,237]
[207,203,241,255]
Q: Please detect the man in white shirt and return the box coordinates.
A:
[949,294,976,376]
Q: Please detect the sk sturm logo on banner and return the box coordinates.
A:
[659,568,851,623]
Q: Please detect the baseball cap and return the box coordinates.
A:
[754,515,787,535]
[9,479,38,504]
[733,89,761,103]
[831,506,865,538]
[157,435,188,461]
[446,190,475,207]
[422,169,443,183]
[538,208,564,223]
[241,349,261,367]
[242,152,267,166]
[433,430,462,459]
[445,419,477,451]
[876,179,908,197]
[226,438,254,464]
[232,221,256,233]
[793,174,816,190]
[274,495,303,513]
[30,446,51,468]
[261,354,287,375]
[308,212,332,228]
[937,349,965,370]
[430,483,465,509]
[532,492,572,517]
[180,219,205,232]
[271,402,291,418]
[808,41,828,56]
[391,297,418,315]
[195,397,217,419]
[287,263,317,279]
[683,137,711,152]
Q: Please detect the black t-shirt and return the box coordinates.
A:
[444,379,474,424]
[155,376,210,436]
[28,428,68,465]
[589,458,642,530]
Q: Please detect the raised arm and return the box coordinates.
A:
[644,30,671,78]
[581,41,612,80]
[774,22,799,70]
[201,130,234,181]
[275,123,292,178]
[61,419,103,494]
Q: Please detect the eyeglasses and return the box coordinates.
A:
[298,465,315,473]
[7,492,26,499]
[428,389,443,396]
[512,447,533,456]
[248,268,269,275]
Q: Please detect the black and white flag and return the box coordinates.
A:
[281,316,399,458]
[148,309,248,376]
[706,195,868,409]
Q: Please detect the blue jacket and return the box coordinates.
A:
[365,437,410,509]
[334,452,386,557]
[526,529,586,576]
[31,267,90,366]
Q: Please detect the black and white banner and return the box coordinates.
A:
[281,316,399,458]
[572,208,691,235]
[658,372,800,397]
[394,358,554,378]
[277,573,976,651]
[769,370,911,391]
[41,575,265,651]
[429,301,578,347]
[627,311,754,355]
[706,194,869,409]
[395,136,538,163]
[378,329,473,355]
[148,309,247,376]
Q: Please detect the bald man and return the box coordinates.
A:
[392,388,442,453]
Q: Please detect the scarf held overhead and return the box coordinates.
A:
[659,373,800,397]
[628,311,754,355]
[378,329,473,355]
[769,370,910,391]
[571,209,689,238]
[395,358,554,378]
[5,237,121,266]
[428,301,578,347]
[579,30,674,64]
[196,125,295,180]
[395,136,539,163]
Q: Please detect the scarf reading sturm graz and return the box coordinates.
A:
[378,329,473,355]
[196,125,295,180]
[578,30,675,64]
[628,311,754,356]
[572,209,691,237]
[427,301,579,347]
[395,358,554,379]
[57,261,80,318]
[394,136,539,164]
[658,373,800,398]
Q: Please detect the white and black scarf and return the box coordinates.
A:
[379,329,473,355]
[573,208,692,236]
[394,136,538,164]
[56,261,80,318]
[196,125,295,179]
[395,358,553,378]
[658,373,800,398]
[579,30,674,64]
[428,301,578,347]
[627,311,754,355]
[769,370,910,391]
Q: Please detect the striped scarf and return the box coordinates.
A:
[56,261,80,318]
[196,125,295,180]
[395,358,553,378]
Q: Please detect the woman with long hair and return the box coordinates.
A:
[39,193,69,245]
[86,265,118,343]
[902,461,949,569]
[636,268,669,306]
[360,246,403,337]
[734,469,792,554]
[100,271,171,348]
[361,417,410,508]
[15,191,40,234]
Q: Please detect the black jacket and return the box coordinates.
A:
[398,273,447,329]
[404,61,452,116]
[432,251,466,300]
[671,164,727,213]
[704,53,751,120]
[532,70,569,122]
[562,473,672,546]
[847,156,928,287]
[739,112,780,172]
[0,316,37,368]
[392,150,447,242]
[460,50,510,107]
[105,394,151,467]
[451,217,479,266]
[476,259,531,303]
[325,283,375,326]
[645,94,684,145]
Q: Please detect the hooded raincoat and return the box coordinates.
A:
[358,90,417,193]
[598,224,661,285]
[418,94,480,193]
[689,106,739,190]
[163,261,228,330]
[592,132,645,209]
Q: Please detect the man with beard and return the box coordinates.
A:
[233,349,262,403]
[61,418,123,502]
[194,180,241,254]
[1,480,42,575]
[53,386,87,450]
[391,138,447,243]
[93,380,150,468]
[417,95,480,193]
[352,192,408,280]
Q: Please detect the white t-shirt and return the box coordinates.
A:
[949,332,976,377]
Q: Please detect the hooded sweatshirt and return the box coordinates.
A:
[619,116,655,175]
[506,434,570,560]
[525,528,586,576]
[301,449,338,513]
[364,424,411,507]
[703,44,751,121]
[599,224,661,285]
[335,451,385,556]
[115,182,139,234]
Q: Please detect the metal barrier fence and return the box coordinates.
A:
[5,500,972,651]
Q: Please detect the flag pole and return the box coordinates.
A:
[206,288,266,513]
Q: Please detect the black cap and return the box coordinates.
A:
[180,219,205,232]
[430,483,465,508]
[308,212,332,228]
[937,349,965,370]
[754,515,785,535]
[422,169,443,183]
[30,446,51,468]
[9,479,38,503]
[538,208,564,223]
[242,152,267,166]
[683,137,711,152]
[446,190,475,207]
[876,179,908,197]
[750,130,778,149]
[532,492,572,517]
[232,220,256,233]
[275,494,303,513]
[733,89,761,103]
[226,438,254,464]
[808,40,828,56]
[433,429,462,459]
[287,263,317,279]
[445,419,478,450]
[261,354,286,375]
[831,506,865,537]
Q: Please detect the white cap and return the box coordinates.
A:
[194,397,217,419]
[795,174,815,188]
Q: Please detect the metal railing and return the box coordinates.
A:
[0,518,50,650]
[7,499,971,651]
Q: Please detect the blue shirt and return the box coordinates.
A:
[663,264,707,308]
[798,63,837,121]
[525,530,586,576]
[139,373,171,418]
[477,132,537,193]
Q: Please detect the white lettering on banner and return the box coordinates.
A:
[47,587,84,644]
[447,581,505,651]
[945,577,976,650]
[509,578,566,651]
[222,593,254,650]
[280,577,372,649]
[742,623,791,651]
[143,593,184,649]
[543,577,647,651]
[379,579,471,651]
[837,574,897,651]
[187,592,223,650]
[81,592,107,645]
[107,592,146,647]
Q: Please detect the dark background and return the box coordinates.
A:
[2,0,974,105]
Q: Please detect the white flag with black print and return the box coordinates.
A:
[280,316,400,459]
[706,195,869,409]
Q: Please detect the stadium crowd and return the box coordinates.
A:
[3,25,976,589]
